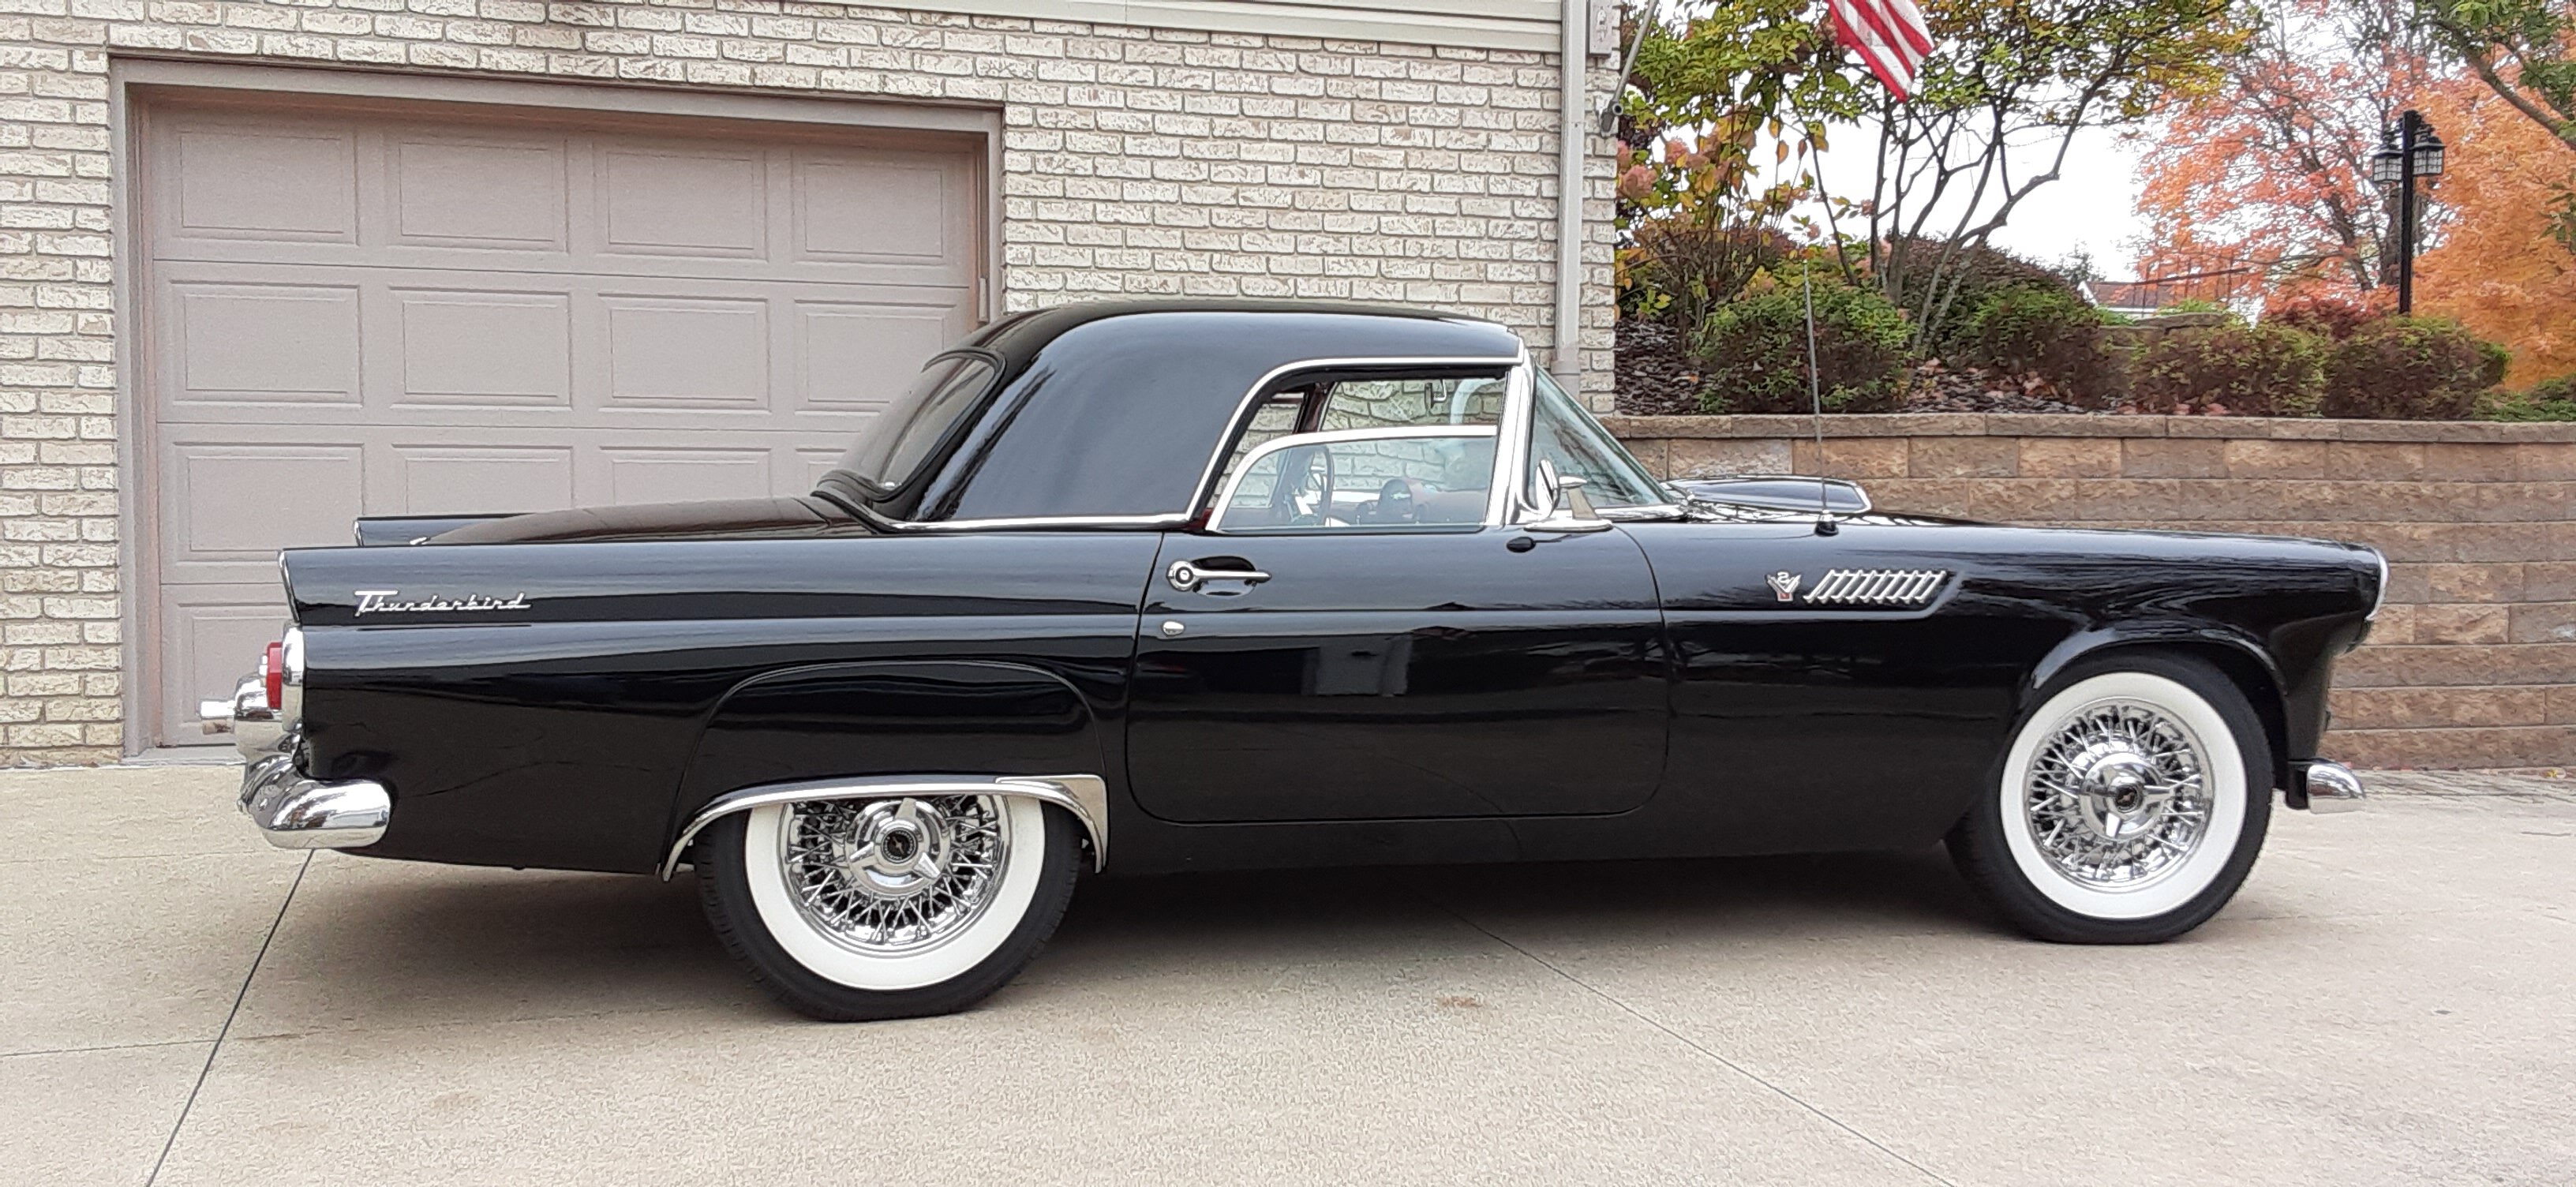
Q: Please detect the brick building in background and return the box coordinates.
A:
[0,0,1619,762]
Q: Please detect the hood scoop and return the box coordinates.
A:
[1671,476,1873,515]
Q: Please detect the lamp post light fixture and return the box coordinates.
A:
[2372,109,2444,314]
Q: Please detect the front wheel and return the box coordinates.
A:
[1949,656,2272,944]
[695,793,1080,1020]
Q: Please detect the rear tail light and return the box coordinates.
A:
[262,640,285,710]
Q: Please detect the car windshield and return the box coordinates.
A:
[1527,369,1667,511]
[830,354,1000,494]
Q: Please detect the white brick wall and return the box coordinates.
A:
[0,0,1615,763]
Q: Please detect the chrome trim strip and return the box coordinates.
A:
[1494,356,1537,526]
[1204,424,1502,532]
[869,511,1192,534]
[660,773,1111,879]
[2364,546,2390,621]
[279,625,305,724]
[2296,760,2365,813]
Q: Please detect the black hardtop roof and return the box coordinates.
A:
[826,301,1530,524]
[957,301,1525,371]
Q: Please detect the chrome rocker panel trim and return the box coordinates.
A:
[2293,760,2365,813]
[238,753,393,849]
[661,773,1111,880]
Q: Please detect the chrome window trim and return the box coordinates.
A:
[1203,424,1503,533]
[1182,352,1525,525]
[1496,358,1541,524]
[1512,367,1668,526]
[661,773,1111,880]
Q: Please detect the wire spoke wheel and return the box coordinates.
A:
[1958,661,2268,940]
[2024,698,2212,892]
[780,795,1009,957]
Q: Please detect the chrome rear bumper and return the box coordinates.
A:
[2293,760,2364,813]
[238,753,391,849]
[208,662,391,851]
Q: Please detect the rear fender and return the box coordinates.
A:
[668,659,1111,870]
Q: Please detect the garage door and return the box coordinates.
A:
[136,94,982,747]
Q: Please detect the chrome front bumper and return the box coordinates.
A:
[205,673,391,850]
[2293,760,2365,813]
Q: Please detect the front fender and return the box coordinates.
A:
[669,659,1110,863]
[2030,622,2284,704]
[2027,623,2299,788]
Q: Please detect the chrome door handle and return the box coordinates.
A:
[1168,560,1271,593]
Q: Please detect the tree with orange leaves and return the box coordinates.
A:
[2415,78,2576,383]
[2133,0,2431,297]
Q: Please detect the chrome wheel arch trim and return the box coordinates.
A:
[661,773,1109,880]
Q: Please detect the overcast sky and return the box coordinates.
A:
[1979,126,2152,275]
[1762,118,2160,280]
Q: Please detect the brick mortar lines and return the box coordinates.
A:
[0,0,1619,763]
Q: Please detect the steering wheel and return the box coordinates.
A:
[1376,477,1425,525]
[1276,444,1335,526]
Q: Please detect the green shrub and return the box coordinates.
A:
[1693,270,1912,414]
[1884,240,2080,354]
[1956,286,2125,408]
[2320,317,2500,420]
[2482,375,2576,421]
[2133,323,2327,416]
[2155,298,2231,316]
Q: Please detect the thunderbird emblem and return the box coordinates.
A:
[1766,571,1802,602]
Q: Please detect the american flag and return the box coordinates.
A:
[1827,0,1934,99]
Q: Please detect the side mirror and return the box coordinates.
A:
[1523,459,1615,534]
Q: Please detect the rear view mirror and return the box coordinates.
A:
[1523,459,1614,534]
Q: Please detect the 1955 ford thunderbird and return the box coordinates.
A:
[204,301,2382,1021]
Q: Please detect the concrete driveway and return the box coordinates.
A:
[4,766,2571,1187]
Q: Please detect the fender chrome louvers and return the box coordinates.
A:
[1805,569,1950,606]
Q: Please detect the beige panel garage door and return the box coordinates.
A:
[137,94,981,747]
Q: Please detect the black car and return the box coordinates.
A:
[206,301,2382,1021]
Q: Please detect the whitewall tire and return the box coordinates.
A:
[1949,655,2272,944]
[696,793,1080,1020]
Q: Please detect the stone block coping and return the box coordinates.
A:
[1597,414,2576,444]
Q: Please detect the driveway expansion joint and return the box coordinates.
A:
[1436,902,1961,1187]
[144,850,311,1187]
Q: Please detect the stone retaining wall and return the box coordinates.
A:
[1601,412,2576,771]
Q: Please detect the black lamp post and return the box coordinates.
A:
[2371,109,2445,314]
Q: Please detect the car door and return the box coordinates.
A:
[1123,418,1668,823]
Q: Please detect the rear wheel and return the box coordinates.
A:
[696,793,1079,1020]
[1949,655,2272,943]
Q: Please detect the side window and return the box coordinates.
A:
[1211,430,1497,532]
[1316,376,1507,431]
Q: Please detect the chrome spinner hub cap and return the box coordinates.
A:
[2025,700,2211,889]
[783,795,1007,954]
